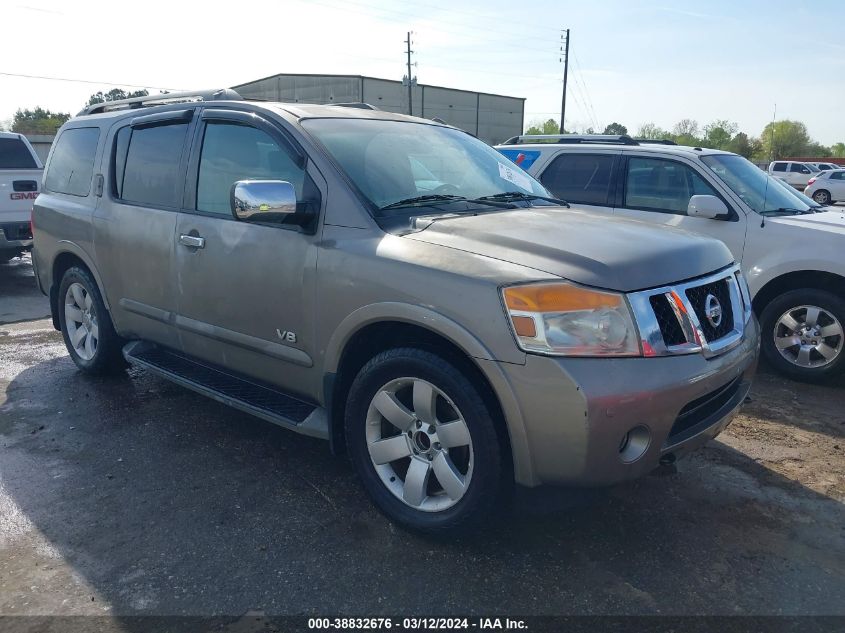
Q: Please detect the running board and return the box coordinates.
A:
[123,341,328,439]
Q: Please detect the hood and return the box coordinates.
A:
[768,208,845,236]
[405,207,734,292]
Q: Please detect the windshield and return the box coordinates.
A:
[701,154,815,215]
[302,118,550,214]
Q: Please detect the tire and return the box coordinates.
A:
[812,189,832,205]
[345,347,505,534]
[759,289,845,382]
[57,266,126,375]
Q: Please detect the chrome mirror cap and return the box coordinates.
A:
[231,180,297,222]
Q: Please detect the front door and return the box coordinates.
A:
[173,110,323,400]
[612,154,747,263]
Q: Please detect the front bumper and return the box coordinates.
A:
[498,316,760,487]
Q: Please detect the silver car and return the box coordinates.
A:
[32,90,759,532]
[805,169,845,205]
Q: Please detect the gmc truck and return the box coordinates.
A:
[0,131,41,261]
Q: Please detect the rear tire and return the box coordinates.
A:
[57,266,126,375]
[760,289,845,382]
[345,347,505,534]
[812,189,832,205]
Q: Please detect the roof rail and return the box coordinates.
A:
[633,138,678,145]
[329,102,379,110]
[501,134,640,146]
[78,88,244,116]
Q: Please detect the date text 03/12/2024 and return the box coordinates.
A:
[307,617,528,630]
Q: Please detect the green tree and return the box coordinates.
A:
[11,107,71,135]
[636,122,671,140]
[525,118,562,135]
[805,141,831,157]
[86,88,149,107]
[831,143,845,158]
[671,119,701,145]
[761,120,811,160]
[602,122,628,135]
[726,132,763,160]
[702,120,738,150]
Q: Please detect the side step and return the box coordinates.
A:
[123,341,328,439]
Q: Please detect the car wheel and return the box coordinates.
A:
[345,347,505,534]
[812,190,832,205]
[760,289,845,382]
[58,266,126,375]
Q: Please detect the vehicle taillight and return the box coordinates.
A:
[808,177,816,185]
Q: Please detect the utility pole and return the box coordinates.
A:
[559,29,569,134]
[405,32,414,116]
[769,103,777,161]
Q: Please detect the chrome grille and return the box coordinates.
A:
[685,279,734,342]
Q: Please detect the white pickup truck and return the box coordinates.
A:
[0,131,42,261]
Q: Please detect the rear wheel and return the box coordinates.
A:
[760,289,845,382]
[345,348,505,534]
[58,266,126,375]
[812,189,832,205]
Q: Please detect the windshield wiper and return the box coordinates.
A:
[763,207,814,216]
[379,194,468,211]
[474,191,570,207]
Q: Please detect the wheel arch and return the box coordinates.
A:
[323,306,532,485]
[752,270,845,315]
[50,245,110,331]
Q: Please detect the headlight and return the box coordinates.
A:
[502,282,641,356]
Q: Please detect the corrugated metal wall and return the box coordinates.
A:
[233,74,523,145]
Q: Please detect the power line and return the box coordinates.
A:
[572,54,600,130]
[0,71,182,92]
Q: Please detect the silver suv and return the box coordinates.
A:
[33,90,759,532]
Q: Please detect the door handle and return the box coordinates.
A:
[178,234,205,249]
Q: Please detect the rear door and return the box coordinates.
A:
[93,109,196,348]
[826,171,845,199]
[172,108,324,400]
[536,150,619,215]
[612,153,747,262]
[788,162,812,188]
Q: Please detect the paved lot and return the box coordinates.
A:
[1,254,844,618]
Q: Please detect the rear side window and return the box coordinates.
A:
[830,172,845,181]
[772,163,786,172]
[790,163,810,174]
[44,128,100,196]
[539,153,614,205]
[114,122,189,208]
[0,137,38,169]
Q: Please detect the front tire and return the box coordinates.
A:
[345,348,505,534]
[760,289,845,382]
[57,266,125,375]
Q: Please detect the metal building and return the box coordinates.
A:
[232,74,525,145]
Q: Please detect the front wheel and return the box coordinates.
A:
[58,266,126,375]
[345,348,506,534]
[760,289,845,382]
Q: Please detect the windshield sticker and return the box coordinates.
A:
[498,162,533,192]
[498,149,541,170]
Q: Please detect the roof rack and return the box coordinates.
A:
[78,88,244,116]
[501,134,641,146]
[328,102,379,110]
[633,138,678,145]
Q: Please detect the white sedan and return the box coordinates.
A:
[805,169,845,205]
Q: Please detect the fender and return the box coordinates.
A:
[324,302,536,485]
[746,257,845,300]
[51,240,113,311]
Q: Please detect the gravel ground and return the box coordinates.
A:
[1,254,843,620]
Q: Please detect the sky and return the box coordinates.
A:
[1,0,842,144]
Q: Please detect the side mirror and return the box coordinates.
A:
[687,194,729,220]
[231,180,310,225]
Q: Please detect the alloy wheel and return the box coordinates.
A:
[812,190,831,205]
[774,304,843,368]
[365,377,473,512]
[64,282,99,361]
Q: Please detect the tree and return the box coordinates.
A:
[702,120,738,150]
[525,118,562,135]
[11,107,70,135]
[726,132,762,160]
[672,119,700,139]
[805,141,831,157]
[86,88,149,107]
[603,122,628,135]
[761,120,811,160]
[636,122,670,140]
[831,143,845,158]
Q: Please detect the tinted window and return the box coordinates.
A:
[790,163,810,174]
[196,122,307,215]
[540,153,614,205]
[624,157,719,215]
[0,137,38,169]
[117,122,188,208]
[44,128,100,196]
[830,172,845,181]
[772,163,787,172]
